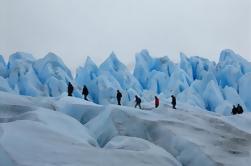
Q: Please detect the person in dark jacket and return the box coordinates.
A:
[82,85,89,100]
[232,105,237,115]
[237,104,244,114]
[155,96,159,108]
[171,95,176,109]
[68,82,73,96]
[135,95,142,109]
[116,90,122,105]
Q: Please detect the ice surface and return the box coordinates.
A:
[33,52,72,83]
[100,53,142,92]
[217,64,242,89]
[203,80,224,111]
[75,56,99,102]
[133,50,176,92]
[177,86,205,109]
[165,68,191,96]
[189,56,216,80]
[0,77,13,93]
[133,50,154,89]
[105,136,182,166]
[7,52,44,96]
[1,93,251,165]
[219,49,251,74]
[0,92,187,166]
[223,86,248,112]
[33,52,75,97]
[1,49,251,165]
[179,52,193,80]
[238,73,251,111]
[1,49,251,113]
[0,55,7,78]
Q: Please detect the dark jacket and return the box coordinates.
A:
[237,104,244,114]
[135,96,141,104]
[232,106,237,115]
[171,95,176,105]
[68,82,74,96]
[82,86,89,96]
[117,91,122,99]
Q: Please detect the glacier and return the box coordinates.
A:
[0,91,251,166]
[0,49,250,114]
[0,48,251,165]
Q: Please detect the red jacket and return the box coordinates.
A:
[155,98,159,107]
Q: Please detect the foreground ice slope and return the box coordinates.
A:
[0,92,251,166]
[0,92,181,166]
[85,105,251,166]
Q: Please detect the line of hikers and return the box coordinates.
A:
[68,82,177,110]
[68,82,89,101]
[69,82,245,114]
[117,90,177,109]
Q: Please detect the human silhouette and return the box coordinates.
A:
[237,104,244,114]
[171,95,176,109]
[82,85,89,100]
[232,105,237,115]
[155,96,159,108]
[116,90,122,105]
[135,95,142,109]
[67,82,73,96]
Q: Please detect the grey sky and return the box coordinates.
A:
[0,0,250,72]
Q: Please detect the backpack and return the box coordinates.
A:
[136,97,141,103]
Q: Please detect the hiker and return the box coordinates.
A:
[116,90,122,105]
[82,85,89,100]
[232,105,237,115]
[237,104,244,114]
[171,95,176,109]
[135,95,142,109]
[67,82,73,96]
[155,96,159,108]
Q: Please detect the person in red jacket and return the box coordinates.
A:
[155,96,159,108]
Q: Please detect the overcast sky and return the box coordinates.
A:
[0,0,250,71]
